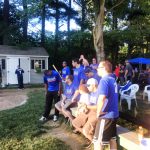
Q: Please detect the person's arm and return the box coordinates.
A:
[125,69,128,77]
[58,81,62,96]
[71,90,79,102]
[96,95,107,118]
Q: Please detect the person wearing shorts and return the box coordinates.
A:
[72,78,99,142]
[55,75,77,115]
[93,60,119,150]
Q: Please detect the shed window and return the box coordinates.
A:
[31,59,46,70]
[2,59,5,69]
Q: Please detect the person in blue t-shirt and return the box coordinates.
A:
[15,65,24,89]
[39,68,62,122]
[72,58,84,87]
[55,75,77,114]
[84,66,101,84]
[90,57,99,73]
[62,61,71,81]
[93,60,119,150]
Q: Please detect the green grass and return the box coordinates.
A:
[0,89,71,150]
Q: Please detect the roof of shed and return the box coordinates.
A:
[0,45,49,57]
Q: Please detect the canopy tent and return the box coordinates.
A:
[128,57,150,64]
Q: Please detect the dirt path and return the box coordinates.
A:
[42,120,87,150]
[0,89,28,111]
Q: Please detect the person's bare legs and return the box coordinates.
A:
[62,108,74,122]
[109,138,117,150]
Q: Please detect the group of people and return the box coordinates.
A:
[114,60,150,87]
[39,55,119,150]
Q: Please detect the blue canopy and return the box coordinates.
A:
[128,57,150,64]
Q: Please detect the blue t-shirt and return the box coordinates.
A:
[90,64,98,73]
[89,90,99,105]
[73,66,84,88]
[62,66,71,79]
[44,70,61,91]
[15,68,24,77]
[64,83,77,99]
[97,74,119,119]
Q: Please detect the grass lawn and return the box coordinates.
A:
[0,89,71,150]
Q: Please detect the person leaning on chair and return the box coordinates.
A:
[15,65,24,89]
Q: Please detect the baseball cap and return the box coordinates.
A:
[84,66,93,73]
[87,78,98,86]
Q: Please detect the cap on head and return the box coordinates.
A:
[87,78,98,85]
[84,67,93,73]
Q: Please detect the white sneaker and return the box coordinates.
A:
[53,115,58,122]
[39,116,47,121]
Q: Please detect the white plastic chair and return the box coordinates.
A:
[120,84,139,110]
[143,85,150,102]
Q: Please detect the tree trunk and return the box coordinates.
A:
[22,0,28,41]
[93,0,105,62]
[3,0,9,44]
[67,0,71,52]
[81,0,86,31]
[41,3,46,46]
[54,0,59,61]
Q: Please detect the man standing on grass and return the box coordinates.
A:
[15,65,24,89]
[93,60,119,150]
[39,67,62,122]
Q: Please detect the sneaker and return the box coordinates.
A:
[53,115,58,122]
[39,116,47,122]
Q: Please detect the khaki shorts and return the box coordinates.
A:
[56,99,72,110]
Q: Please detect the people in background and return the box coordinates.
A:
[15,65,24,89]
[39,68,62,122]
[90,58,99,72]
[124,60,134,82]
[114,64,120,81]
[119,64,125,85]
[93,60,119,150]
[62,61,71,81]
[72,58,84,87]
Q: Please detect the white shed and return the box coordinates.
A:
[0,45,49,86]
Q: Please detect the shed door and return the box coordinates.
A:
[7,57,19,84]
[20,57,30,84]
[7,57,30,84]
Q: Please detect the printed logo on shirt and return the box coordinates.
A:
[74,71,79,76]
[47,77,56,82]
[90,96,97,104]
[66,89,73,94]
[62,70,66,74]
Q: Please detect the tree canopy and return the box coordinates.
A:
[0,0,149,66]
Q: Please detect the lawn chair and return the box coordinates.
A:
[143,85,150,102]
[120,84,139,110]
